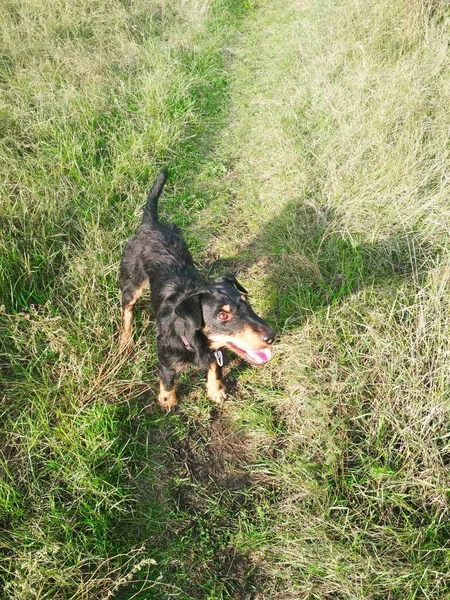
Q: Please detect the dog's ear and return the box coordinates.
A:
[215,274,248,295]
[175,293,203,330]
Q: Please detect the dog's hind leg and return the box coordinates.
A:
[119,277,149,350]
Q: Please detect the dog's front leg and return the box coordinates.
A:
[206,361,227,405]
[158,365,178,411]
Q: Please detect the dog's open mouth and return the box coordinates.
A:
[226,341,272,365]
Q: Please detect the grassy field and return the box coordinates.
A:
[1,0,450,598]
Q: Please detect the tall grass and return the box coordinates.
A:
[1,0,450,598]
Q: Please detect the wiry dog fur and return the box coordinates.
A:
[119,168,275,410]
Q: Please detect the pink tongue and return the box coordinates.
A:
[246,347,272,364]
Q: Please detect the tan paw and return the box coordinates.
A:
[207,384,227,405]
[158,389,178,412]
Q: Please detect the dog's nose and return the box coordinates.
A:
[261,329,276,345]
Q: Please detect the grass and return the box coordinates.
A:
[1,0,450,598]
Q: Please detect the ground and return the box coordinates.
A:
[1,0,450,598]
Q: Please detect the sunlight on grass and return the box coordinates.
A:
[1,0,450,598]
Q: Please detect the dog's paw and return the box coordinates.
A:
[207,370,227,405]
[208,385,227,406]
[158,389,178,412]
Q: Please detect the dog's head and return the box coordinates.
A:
[175,275,275,364]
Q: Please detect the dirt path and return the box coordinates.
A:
[194,0,307,250]
[169,2,313,596]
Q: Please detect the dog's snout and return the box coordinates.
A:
[261,329,276,345]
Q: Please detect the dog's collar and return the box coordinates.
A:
[180,335,223,366]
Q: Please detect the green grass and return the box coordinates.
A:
[1,0,450,598]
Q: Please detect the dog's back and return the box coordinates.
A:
[119,169,202,321]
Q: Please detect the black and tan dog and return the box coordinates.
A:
[119,168,275,411]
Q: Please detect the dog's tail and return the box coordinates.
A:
[142,167,168,223]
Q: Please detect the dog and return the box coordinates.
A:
[119,168,275,411]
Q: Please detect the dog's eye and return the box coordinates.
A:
[217,311,231,322]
